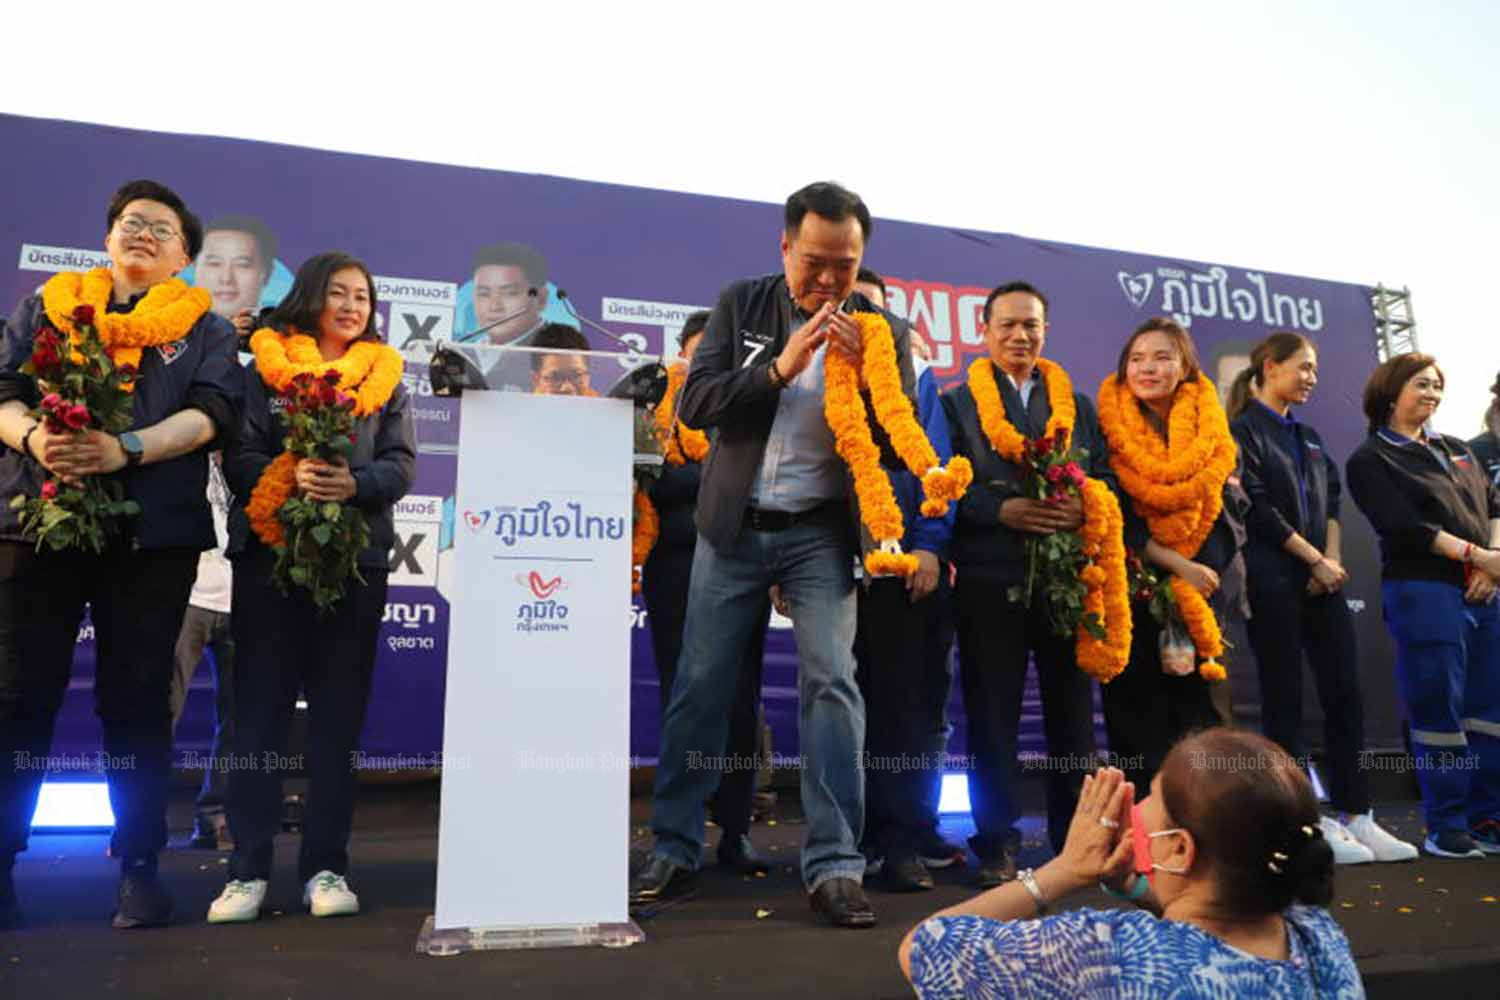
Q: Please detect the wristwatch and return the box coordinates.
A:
[119,431,145,467]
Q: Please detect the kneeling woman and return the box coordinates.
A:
[1095,318,1247,787]
[900,729,1362,998]
[210,253,413,922]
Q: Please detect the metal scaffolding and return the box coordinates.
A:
[1371,284,1418,360]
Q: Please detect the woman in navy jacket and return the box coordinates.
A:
[210,253,414,923]
[1347,353,1500,860]
[1229,332,1415,864]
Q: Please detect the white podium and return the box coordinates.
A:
[417,346,650,955]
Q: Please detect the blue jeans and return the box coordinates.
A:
[1382,579,1500,833]
[651,514,865,891]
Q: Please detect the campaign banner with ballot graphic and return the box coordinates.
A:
[0,112,1397,761]
[436,389,632,931]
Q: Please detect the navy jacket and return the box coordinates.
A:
[0,287,243,550]
[1468,429,1500,488]
[1347,431,1500,587]
[942,364,1115,586]
[1231,401,1340,587]
[226,369,416,570]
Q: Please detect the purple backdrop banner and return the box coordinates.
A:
[0,113,1396,769]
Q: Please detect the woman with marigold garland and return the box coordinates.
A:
[0,179,243,931]
[1227,332,1417,865]
[209,252,413,923]
[1096,318,1247,790]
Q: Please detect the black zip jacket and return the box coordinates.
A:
[226,369,416,570]
[941,364,1115,586]
[0,288,243,550]
[1231,402,1340,585]
[1346,431,1500,586]
[1469,429,1500,488]
[679,273,914,554]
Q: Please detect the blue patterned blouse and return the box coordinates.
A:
[909,905,1363,998]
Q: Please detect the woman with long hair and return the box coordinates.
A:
[1094,318,1246,788]
[1346,353,1500,859]
[209,252,413,922]
[1469,369,1500,487]
[1227,333,1415,864]
[899,728,1361,998]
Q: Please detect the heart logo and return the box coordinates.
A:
[1117,271,1154,309]
[463,509,489,533]
[528,571,564,600]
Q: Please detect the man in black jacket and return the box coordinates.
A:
[941,282,1111,888]
[629,182,915,928]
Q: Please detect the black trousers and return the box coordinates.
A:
[641,539,768,841]
[226,547,388,882]
[855,574,955,855]
[0,540,197,862]
[1246,581,1370,813]
[953,578,1096,858]
[1100,602,1219,790]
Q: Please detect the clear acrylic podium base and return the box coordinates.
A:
[415,915,645,956]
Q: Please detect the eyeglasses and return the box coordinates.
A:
[540,370,587,389]
[115,214,181,243]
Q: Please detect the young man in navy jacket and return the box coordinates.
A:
[0,180,243,930]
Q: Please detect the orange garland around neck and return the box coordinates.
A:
[41,267,211,391]
[967,357,1077,459]
[656,362,710,465]
[1096,372,1237,680]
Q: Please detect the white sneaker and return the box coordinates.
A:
[1344,811,1419,862]
[303,870,360,917]
[206,879,267,923]
[1319,815,1375,864]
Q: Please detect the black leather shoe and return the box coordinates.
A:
[880,853,934,892]
[628,857,696,908]
[809,877,877,928]
[0,866,19,930]
[975,851,1017,889]
[717,834,769,875]
[112,860,173,929]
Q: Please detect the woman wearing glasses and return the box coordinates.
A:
[1347,354,1500,859]
[0,179,243,930]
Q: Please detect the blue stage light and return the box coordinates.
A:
[938,772,971,815]
[31,781,115,830]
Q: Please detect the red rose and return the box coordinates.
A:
[321,370,342,387]
[40,480,58,500]
[347,432,358,444]
[117,363,138,378]
[291,372,315,389]
[72,304,95,325]
[40,392,62,412]
[336,391,355,410]
[62,404,91,430]
[319,383,338,407]
[1046,466,1066,484]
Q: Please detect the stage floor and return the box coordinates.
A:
[3,781,1498,998]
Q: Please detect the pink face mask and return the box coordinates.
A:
[1132,802,1187,885]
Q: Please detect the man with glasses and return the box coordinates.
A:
[528,325,593,396]
[0,179,244,930]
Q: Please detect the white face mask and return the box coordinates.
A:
[1147,828,1189,877]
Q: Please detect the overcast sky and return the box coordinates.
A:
[7,1,1496,432]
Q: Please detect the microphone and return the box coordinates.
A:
[554,289,666,408]
[455,288,539,344]
[554,288,644,353]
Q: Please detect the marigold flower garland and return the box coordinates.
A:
[1096,373,1238,680]
[656,362,710,465]
[245,328,405,549]
[823,313,973,577]
[967,356,1131,681]
[41,267,211,390]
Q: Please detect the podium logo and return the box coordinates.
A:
[462,509,490,533]
[516,572,570,633]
